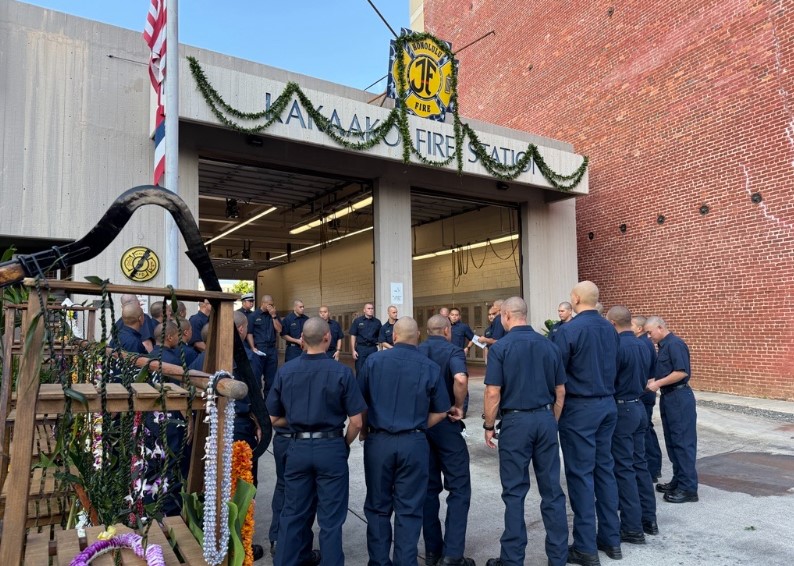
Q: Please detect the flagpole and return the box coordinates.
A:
[164,0,180,286]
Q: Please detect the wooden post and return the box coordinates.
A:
[0,294,45,565]
[0,306,18,493]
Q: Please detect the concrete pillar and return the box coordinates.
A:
[373,176,413,322]
[520,194,579,328]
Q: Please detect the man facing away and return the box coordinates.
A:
[418,315,473,566]
[267,317,365,566]
[606,307,658,543]
[551,281,621,565]
[359,317,450,566]
[644,316,698,504]
[483,297,568,566]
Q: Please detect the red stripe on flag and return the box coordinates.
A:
[144,0,167,186]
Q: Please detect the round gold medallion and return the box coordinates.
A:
[120,246,160,282]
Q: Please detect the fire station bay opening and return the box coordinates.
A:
[191,117,580,366]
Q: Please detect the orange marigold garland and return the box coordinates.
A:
[231,440,255,566]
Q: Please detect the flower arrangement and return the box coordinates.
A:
[231,440,256,566]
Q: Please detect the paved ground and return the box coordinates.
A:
[252,368,794,565]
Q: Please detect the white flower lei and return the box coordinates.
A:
[202,370,236,566]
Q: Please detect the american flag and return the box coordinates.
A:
[143,0,166,186]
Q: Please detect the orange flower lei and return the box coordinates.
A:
[231,441,255,566]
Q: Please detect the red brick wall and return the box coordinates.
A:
[426,0,794,400]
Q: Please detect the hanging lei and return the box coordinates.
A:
[203,370,236,566]
[69,529,165,566]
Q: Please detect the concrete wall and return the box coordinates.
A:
[0,1,198,291]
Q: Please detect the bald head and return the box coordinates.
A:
[122,303,143,327]
[302,316,330,348]
[501,296,528,331]
[631,316,647,337]
[120,294,139,306]
[571,281,599,312]
[234,310,248,339]
[393,317,420,346]
[426,314,451,337]
[606,305,632,330]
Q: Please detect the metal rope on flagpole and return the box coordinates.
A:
[165,0,180,286]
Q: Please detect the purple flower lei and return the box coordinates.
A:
[69,532,165,566]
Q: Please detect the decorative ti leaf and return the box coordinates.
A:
[84,275,107,286]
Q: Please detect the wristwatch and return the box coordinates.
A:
[483,422,495,431]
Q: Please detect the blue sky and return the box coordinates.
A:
[22,1,409,91]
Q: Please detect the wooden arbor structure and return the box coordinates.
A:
[0,278,246,565]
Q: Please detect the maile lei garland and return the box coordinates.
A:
[186,31,588,189]
[202,370,236,566]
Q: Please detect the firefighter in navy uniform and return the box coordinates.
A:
[349,302,382,375]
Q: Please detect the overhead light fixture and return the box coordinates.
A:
[413,234,519,261]
[225,198,240,219]
[272,226,374,261]
[204,206,277,246]
[289,196,373,235]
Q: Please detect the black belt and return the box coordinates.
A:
[235,411,250,418]
[661,383,690,395]
[275,431,291,438]
[287,342,301,347]
[501,404,552,414]
[357,343,376,348]
[292,430,344,439]
[616,398,640,404]
[367,427,423,434]
[257,343,276,349]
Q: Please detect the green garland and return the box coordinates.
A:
[186,31,588,190]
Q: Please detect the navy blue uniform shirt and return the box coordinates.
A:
[350,316,382,347]
[358,343,450,432]
[418,336,468,405]
[188,311,209,348]
[378,320,395,345]
[327,319,345,354]
[491,314,506,340]
[248,309,278,348]
[267,353,366,431]
[638,334,657,378]
[654,332,691,385]
[115,313,156,344]
[615,331,652,400]
[148,345,184,366]
[111,325,147,354]
[450,321,474,349]
[551,310,619,397]
[485,325,566,409]
[280,312,308,341]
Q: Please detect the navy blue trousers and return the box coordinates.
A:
[423,419,471,559]
[642,398,662,478]
[634,406,658,523]
[355,346,378,376]
[233,415,259,488]
[558,396,620,553]
[611,402,656,533]
[659,387,698,492]
[275,437,349,566]
[497,411,568,566]
[364,431,428,566]
[261,345,278,393]
[269,433,317,556]
[284,343,302,363]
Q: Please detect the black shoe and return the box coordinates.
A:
[269,541,276,556]
[651,473,661,483]
[299,549,322,566]
[620,531,646,545]
[440,558,475,566]
[567,546,601,566]
[664,489,698,503]
[252,544,265,561]
[655,481,677,493]
[596,542,622,560]
[485,560,503,566]
[426,552,441,566]
[642,520,659,535]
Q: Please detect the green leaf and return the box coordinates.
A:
[181,492,204,545]
[226,501,244,566]
[84,276,106,286]
[63,387,89,411]
[1,245,16,262]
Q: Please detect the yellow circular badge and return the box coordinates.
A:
[391,36,455,121]
[120,246,160,282]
